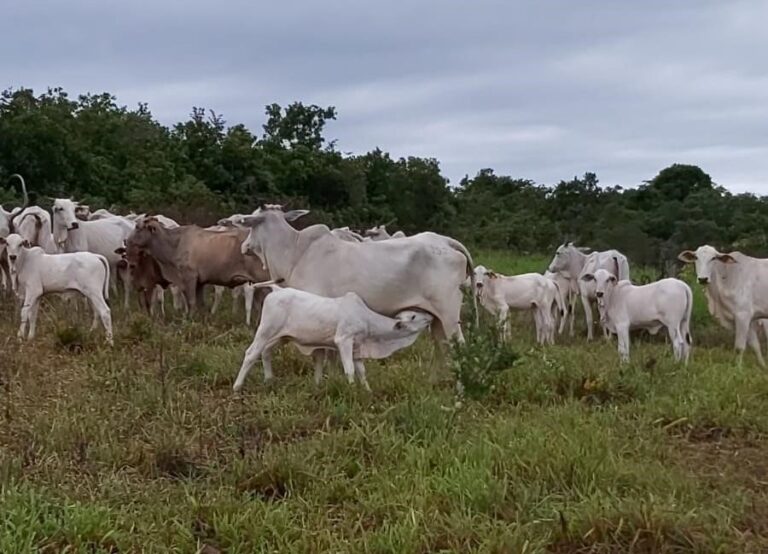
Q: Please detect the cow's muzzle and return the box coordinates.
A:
[9,255,16,262]
[69,222,79,230]
[596,291,604,298]
[698,277,709,285]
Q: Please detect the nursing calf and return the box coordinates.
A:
[233,285,433,392]
[582,269,692,362]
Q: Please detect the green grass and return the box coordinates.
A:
[1,252,767,552]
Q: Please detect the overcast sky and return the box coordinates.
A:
[4,0,767,192]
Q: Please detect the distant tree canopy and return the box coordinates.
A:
[1,87,767,272]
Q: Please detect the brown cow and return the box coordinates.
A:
[115,241,175,316]
[126,217,268,313]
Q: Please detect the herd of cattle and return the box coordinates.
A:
[0,175,766,391]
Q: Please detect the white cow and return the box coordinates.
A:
[233,283,433,392]
[544,270,578,336]
[14,207,59,253]
[364,224,406,241]
[51,198,135,308]
[1,234,113,344]
[678,246,768,366]
[235,207,476,355]
[582,269,692,363]
[474,265,562,344]
[547,242,631,340]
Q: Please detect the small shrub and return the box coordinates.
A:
[450,323,519,399]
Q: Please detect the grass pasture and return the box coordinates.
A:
[1,253,768,552]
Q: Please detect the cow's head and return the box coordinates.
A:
[548,242,590,275]
[392,309,434,334]
[51,198,82,245]
[128,217,163,249]
[1,233,31,291]
[237,207,309,258]
[678,245,736,285]
[580,268,617,305]
[74,204,91,221]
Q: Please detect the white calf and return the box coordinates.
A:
[474,266,561,344]
[582,268,692,362]
[233,285,433,392]
[1,234,113,344]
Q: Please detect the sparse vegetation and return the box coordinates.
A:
[1,253,768,552]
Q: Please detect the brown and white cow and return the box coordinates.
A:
[126,217,269,313]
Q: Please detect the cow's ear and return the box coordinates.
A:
[715,253,737,264]
[0,237,5,245]
[608,275,617,283]
[486,270,498,279]
[115,247,126,255]
[677,250,697,263]
[22,240,31,248]
[283,210,309,222]
[581,273,595,282]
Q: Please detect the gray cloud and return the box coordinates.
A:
[3,0,767,191]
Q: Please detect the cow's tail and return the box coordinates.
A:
[247,278,285,291]
[552,279,566,318]
[682,283,693,345]
[98,255,111,302]
[443,236,479,328]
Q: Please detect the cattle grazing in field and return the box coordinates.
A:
[582,268,692,363]
[474,265,562,344]
[234,207,477,358]
[678,246,768,366]
[51,198,135,308]
[1,233,113,344]
[126,217,269,313]
[547,242,630,340]
[232,283,433,392]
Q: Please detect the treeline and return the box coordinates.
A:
[1,87,767,272]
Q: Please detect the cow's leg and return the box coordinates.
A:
[580,294,594,341]
[119,266,131,310]
[170,285,185,313]
[18,293,36,339]
[233,330,280,391]
[196,283,206,314]
[211,286,224,315]
[26,295,42,340]
[616,324,631,362]
[153,286,166,318]
[747,322,765,368]
[569,297,577,337]
[497,305,510,341]
[312,350,325,385]
[734,314,753,367]
[334,338,356,385]
[353,359,371,392]
[665,322,682,361]
[243,285,255,326]
[231,285,242,314]
[88,292,113,345]
[182,280,198,314]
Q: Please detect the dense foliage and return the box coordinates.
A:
[2,87,767,272]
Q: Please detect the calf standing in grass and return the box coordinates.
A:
[474,265,562,344]
[232,284,433,392]
[1,233,113,344]
[581,269,692,363]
